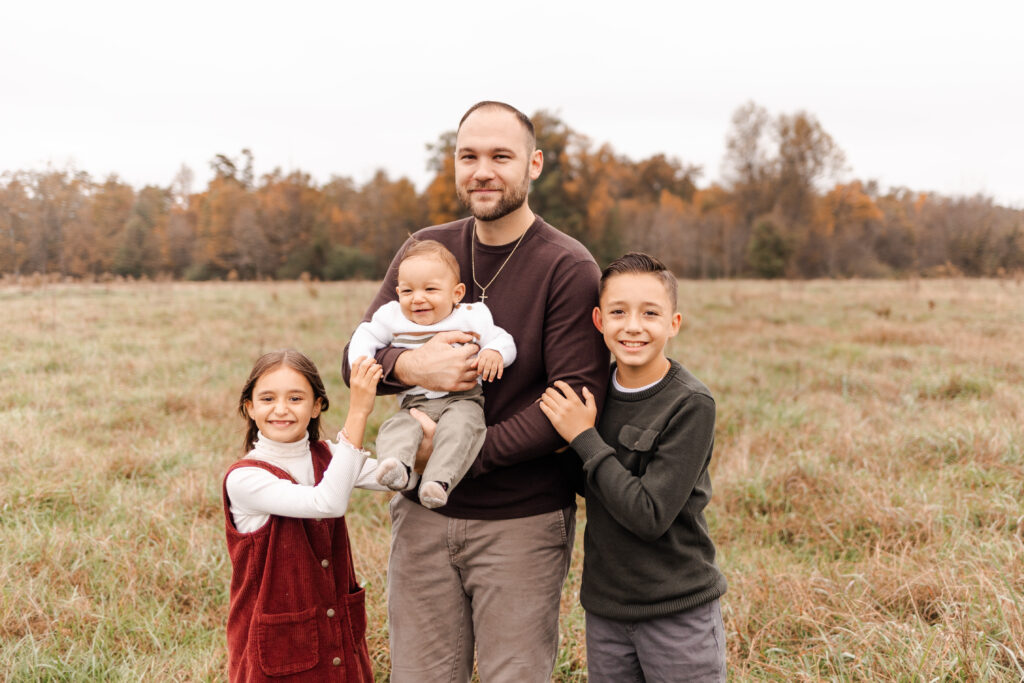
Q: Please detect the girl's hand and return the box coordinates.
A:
[474,349,504,382]
[538,380,596,443]
[349,356,381,418]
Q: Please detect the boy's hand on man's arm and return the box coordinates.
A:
[538,380,597,443]
[474,349,504,382]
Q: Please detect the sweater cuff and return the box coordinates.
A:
[570,428,609,463]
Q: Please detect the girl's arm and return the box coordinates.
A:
[225,359,385,533]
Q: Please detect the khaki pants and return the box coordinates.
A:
[387,494,576,682]
[377,387,485,489]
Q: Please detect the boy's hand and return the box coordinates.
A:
[348,356,382,417]
[538,380,597,443]
[474,349,505,382]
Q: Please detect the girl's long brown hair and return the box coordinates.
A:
[237,349,330,452]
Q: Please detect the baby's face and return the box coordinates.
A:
[396,255,465,326]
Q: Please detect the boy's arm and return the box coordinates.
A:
[570,395,716,542]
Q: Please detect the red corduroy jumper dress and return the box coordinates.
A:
[223,441,374,682]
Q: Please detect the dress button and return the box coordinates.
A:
[332,657,342,666]
[327,608,336,618]
[321,559,330,568]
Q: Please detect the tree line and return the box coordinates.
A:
[2,102,1022,281]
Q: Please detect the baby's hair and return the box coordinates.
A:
[400,238,461,280]
[600,252,678,311]
[237,348,329,453]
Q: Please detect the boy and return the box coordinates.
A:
[539,252,727,682]
[348,239,515,509]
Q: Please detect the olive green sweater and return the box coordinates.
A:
[570,360,727,620]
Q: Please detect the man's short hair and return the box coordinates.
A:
[401,238,461,280]
[458,101,536,151]
[600,252,678,311]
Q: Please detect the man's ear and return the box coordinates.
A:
[529,149,544,181]
[592,307,603,333]
[453,282,466,303]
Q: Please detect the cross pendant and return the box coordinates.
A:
[478,293,488,303]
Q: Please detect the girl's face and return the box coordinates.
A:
[244,365,322,443]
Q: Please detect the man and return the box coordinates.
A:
[345,101,608,682]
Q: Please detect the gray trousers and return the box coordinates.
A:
[585,599,726,683]
[387,494,576,682]
[375,386,485,489]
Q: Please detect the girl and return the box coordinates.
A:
[223,348,405,682]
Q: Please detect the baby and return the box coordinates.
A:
[347,239,515,508]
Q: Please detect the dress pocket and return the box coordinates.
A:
[255,606,319,676]
[344,587,368,643]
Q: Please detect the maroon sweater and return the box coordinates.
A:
[346,216,609,519]
[222,441,373,682]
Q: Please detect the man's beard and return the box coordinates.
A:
[457,172,530,222]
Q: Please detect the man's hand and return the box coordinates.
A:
[474,349,505,382]
[393,330,480,393]
[538,380,597,443]
[409,408,436,474]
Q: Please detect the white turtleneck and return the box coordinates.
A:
[226,432,398,533]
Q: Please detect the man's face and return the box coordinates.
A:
[454,108,542,223]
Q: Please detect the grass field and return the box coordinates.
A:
[1,278,1022,681]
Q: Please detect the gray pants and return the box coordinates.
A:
[376,386,485,489]
[585,600,726,682]
[387,494,576,682]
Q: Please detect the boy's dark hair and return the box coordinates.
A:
[458,101,536,151]
[600,252,678,311]
[400,238,461,280]
[238,348,329,453]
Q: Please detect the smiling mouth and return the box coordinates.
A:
[620,341,647,348]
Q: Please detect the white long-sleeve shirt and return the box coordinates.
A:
[347,300,516,400]
[225,432,404,533]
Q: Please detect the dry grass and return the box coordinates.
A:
[1,278,1022,681]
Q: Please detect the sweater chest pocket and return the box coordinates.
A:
[255,606,319,676]
[616,425,659,475]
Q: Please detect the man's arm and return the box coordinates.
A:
[468,260,609,477]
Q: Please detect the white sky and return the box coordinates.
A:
[2,0,1022,207]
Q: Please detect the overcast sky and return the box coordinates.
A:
[2,0,1021,207]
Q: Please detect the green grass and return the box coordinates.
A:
[1,277,1022,681]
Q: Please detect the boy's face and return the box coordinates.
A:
[396,255,466,326]
[593,272,682,381]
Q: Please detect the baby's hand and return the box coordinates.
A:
[349,356,382,416]
[474,349,504,382]
[538,380,597,443]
